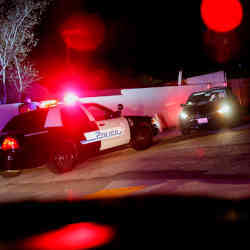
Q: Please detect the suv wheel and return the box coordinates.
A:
[181,128,190,135]
[48,142,79,174]
[132,123,153,151]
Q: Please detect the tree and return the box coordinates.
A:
[0,0,51,103]
[9,62,41,100]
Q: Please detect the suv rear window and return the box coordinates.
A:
[3,110,48,132]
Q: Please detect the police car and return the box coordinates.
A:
[179,87,243,135]
[0,98,158,175]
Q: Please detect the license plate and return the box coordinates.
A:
[197,118,208,124]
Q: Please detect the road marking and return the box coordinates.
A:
[84,186,145,199]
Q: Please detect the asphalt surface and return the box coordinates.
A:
[1,123,250,202]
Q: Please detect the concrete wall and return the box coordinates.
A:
[80,85,208,128]
[186,71,225,85]
[0,85,210,132]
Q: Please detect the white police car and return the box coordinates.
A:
[0,100,158,175]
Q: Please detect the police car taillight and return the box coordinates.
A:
[39,100,58,109]
[2,137,19,151]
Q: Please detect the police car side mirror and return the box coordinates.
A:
[117,104,124,111]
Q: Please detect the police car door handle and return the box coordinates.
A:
[98,122,105,126]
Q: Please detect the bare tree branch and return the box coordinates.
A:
[0,0,52,103]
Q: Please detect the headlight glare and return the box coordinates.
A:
[152,118,161,129]
[180,111,188,120]
[218,104,231,114]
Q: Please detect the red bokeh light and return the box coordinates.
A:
[23,222,114,250]
[61,13,105,51]
[201,0,243,32]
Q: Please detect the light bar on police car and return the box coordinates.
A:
[39,100,58,109]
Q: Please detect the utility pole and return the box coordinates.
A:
[178,69,183,86]
[224,70,228,87]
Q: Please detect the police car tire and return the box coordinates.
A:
[132,123,153,151]
[48,142,78,174]
[0,169,22,178]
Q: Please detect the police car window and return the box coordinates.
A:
[84,104,113,121]
[3,110,48,132]
[61,106,90,129]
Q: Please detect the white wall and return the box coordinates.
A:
[0,85,212,132]
[186,71,225,85]
[81,85,208,128]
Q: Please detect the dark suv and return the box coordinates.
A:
[179,87,242,135]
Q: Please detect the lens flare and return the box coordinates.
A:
[23,223,114,250]
[61,13,105,51]
[201,0,243,32]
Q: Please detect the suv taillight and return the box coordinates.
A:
[2,137,19,151]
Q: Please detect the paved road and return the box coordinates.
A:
[1,123,250,202]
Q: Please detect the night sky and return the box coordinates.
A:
[30,0,250,91]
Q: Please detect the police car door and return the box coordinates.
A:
[60,105,101,154]
[83,104,131,151]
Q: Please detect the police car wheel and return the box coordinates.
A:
[132,123,153,151]
[48,142,78,174]
[0,170,22,178]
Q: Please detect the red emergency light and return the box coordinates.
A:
[39,100,58,109]
[64,92,79,105]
